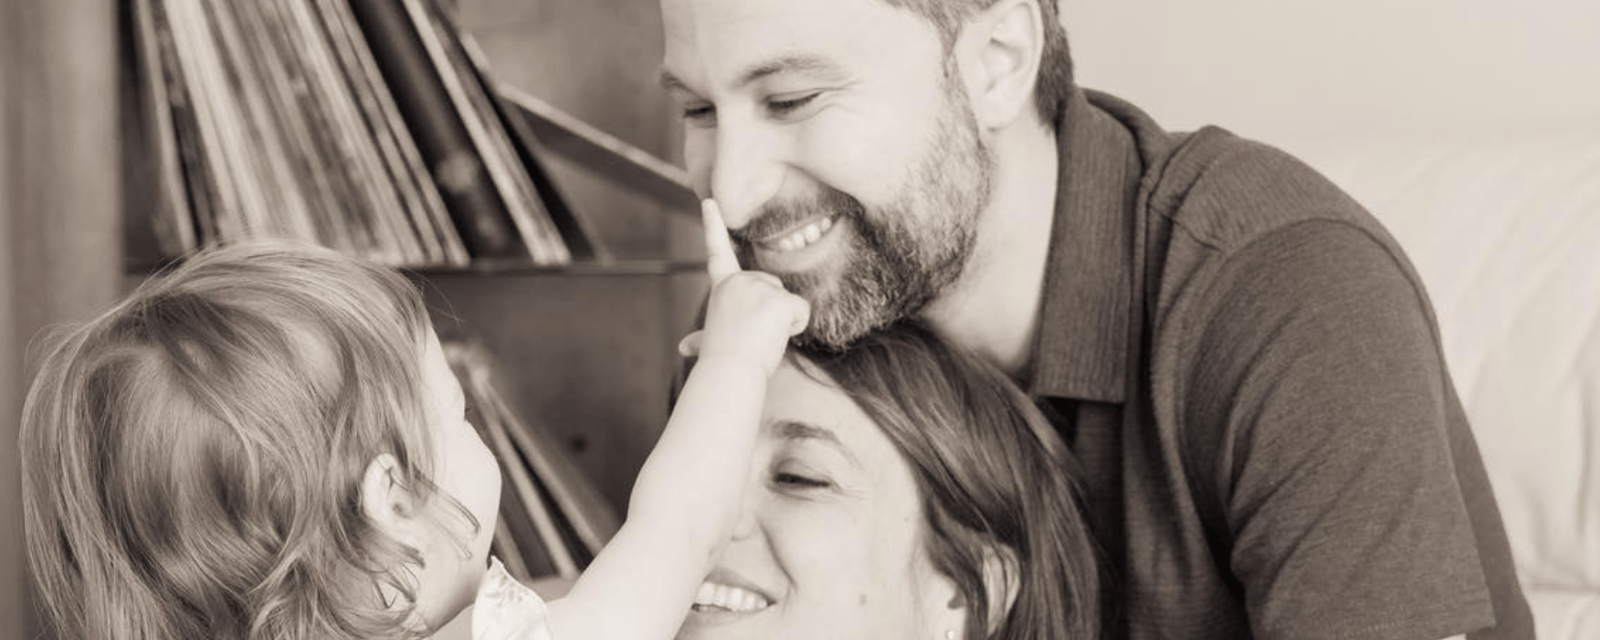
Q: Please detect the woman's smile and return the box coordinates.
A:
[691,579,774,614]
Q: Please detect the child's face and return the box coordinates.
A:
[413,330,502,627]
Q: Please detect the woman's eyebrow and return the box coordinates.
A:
[770,419,861,468]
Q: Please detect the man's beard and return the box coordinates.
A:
[731,86,994,350]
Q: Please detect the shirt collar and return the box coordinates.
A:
[1027,88,1144,403]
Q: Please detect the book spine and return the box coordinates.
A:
[128,0,198,259]
[242,0,358,256]
[411,0,569,265]
[345,0,527,260]
[198,0,320,247]
[275,0,416,265]
[149,0,228,247]
[311,0,469,266]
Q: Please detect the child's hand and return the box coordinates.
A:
[678,200,809,375]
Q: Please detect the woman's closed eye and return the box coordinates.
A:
[772,469,832,491]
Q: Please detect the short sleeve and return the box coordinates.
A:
[1184,220,1496,640]
[473,557,555,640]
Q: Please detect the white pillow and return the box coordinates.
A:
[1279,129,1600,590]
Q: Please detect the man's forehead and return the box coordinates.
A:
[659,0,934,89]
[659,53,846,95]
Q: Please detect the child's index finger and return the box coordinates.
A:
[702,199,741,284]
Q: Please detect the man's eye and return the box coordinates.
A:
[766,92,820,117]
[681,104,716,127]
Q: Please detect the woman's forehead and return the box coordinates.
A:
[762,363,900,466]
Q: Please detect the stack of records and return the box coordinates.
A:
[123,0,598,268]
[443,338,621,585]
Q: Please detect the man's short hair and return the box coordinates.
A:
[879,0,1074,126]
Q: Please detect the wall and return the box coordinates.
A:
[2,1,124,638]
[1,20,23,635]
[1061,0,1600,143]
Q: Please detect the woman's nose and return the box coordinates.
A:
[728,483,761,541]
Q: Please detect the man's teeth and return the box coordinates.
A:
[773,216,835,252]
[693,581,771,613]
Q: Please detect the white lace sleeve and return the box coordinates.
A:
[472,557,554,640]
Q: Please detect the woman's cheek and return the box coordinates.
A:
[767,500,874,573]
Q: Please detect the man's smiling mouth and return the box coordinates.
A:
[758,214,838,253]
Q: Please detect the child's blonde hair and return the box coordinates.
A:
[21,241,466,639]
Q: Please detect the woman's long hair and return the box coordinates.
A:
[796,321,1101,640]
[20,241,461,639]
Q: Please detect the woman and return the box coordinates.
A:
[676,321,1102,640]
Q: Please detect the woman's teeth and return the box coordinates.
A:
[692,581,771,613]
[772,216,835,252]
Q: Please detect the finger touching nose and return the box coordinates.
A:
[702,199,741,284]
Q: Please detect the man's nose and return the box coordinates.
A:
[708,121,784,232]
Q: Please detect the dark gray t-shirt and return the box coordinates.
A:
[1030,88,1534,640]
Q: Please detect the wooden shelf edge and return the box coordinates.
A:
[124,257,708,278]
[497,83,700,217]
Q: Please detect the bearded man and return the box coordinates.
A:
[657,1,1533,638]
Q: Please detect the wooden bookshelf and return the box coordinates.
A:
[6,10,703,632]
[117,0,705,524]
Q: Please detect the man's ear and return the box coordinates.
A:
[361,453,420,541]
[955,0,1045,129]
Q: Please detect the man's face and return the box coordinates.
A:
[661,0,993,349]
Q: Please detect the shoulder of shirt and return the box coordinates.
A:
[1138,123,1388,257]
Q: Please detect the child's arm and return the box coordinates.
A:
[542,200,807,640]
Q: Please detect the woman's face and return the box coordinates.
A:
[676,361,964,640]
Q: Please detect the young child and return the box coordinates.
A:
[20,201,806,640]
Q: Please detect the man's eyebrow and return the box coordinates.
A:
[734,54,840,87]
[658,68,688,92]
[658,54,842,94]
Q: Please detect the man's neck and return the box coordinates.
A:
[921,117,1060,381]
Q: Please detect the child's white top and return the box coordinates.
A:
[472,557,553,640]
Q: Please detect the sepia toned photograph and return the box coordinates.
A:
[3,1,1595,638]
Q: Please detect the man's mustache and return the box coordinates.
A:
[729,188,866,249]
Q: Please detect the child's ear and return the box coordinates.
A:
[361,453,420,539]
